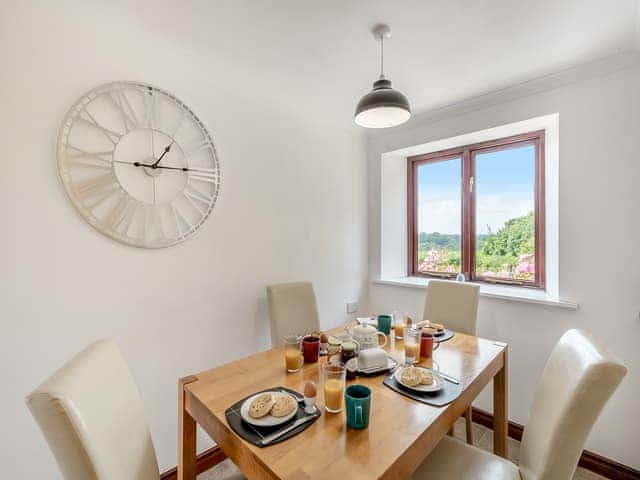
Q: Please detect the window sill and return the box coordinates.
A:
[372,277,578,309]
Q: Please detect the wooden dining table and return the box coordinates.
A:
[178,329,508,480]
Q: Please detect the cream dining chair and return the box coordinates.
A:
[412,329,627,480]
[25,340,244,480]
[423,279,480,444]
[266,281,320,347]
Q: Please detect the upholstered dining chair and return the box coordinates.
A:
[423,279,480,444]
[412,329,627,480]
[26,340,244,480]
[266,281,320,347]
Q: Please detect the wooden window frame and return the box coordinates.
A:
[407,130,545,289]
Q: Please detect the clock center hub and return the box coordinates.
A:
[112,128,187,204]
[141,158,163,178]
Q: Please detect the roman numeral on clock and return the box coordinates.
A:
[187,167,219,184]
[74,173,120,208]
[107,89,139,133]
[183,184,214,207]
[77,109,123,145]
[183,138,211,158]
[106,196,140,236]
[143,205,168,244]
[171,203,193,236]
[64,144,114,170]
[143,87,157,128]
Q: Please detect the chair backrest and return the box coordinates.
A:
[422,280,480,335]
[519,329,627,480]
[25,340,160,480]
[267,282,320,346]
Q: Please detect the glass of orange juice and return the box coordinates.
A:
[404,328,421,365]
[284,335,303,373]
[322,362,346,413]
[393,311,406,339]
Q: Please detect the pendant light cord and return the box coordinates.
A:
[379,36,385,79]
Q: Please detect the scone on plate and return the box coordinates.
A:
[400,366,422,387]
[422,325,443,335]
[270,394,297,417]
[419,369,434,385]
[249,393,275,418]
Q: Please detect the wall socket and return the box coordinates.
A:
[346,301,359,314]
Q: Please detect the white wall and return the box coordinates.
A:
[0,2,368,477]
[367,62,640,468]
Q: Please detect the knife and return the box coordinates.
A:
[438,372,460,385]
[259,414,317,446]
[279,389,304,403]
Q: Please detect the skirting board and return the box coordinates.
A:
[161,411,640,480]
[471,407,640,480]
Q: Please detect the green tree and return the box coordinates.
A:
[480,211,534,258]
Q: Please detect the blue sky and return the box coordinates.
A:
[417,144,535,235]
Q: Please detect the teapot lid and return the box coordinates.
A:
[354,323,376,332]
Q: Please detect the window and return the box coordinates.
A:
[408,131,545,288]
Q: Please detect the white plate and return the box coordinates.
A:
[240,391,298,427]
[394,366,444,392]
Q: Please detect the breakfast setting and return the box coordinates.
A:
[223,314,460,448]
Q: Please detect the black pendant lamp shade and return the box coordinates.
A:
[354,25,411,128]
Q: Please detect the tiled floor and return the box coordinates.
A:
[198,417,608,479]
[198,459,242,480]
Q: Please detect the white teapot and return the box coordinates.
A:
[345,321,387,350]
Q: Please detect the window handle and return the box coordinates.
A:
[469,176,474,193]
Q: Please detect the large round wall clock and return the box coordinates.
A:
[57,81,220,248]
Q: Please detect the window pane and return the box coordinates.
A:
[416,158,461,275]
[475,144,536,281]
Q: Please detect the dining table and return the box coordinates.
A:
[177,328,508,480]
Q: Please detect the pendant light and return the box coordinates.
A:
[354,24,411,128]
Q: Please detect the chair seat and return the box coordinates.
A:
[412,436,520,480]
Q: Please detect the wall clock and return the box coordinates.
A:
[57,81,220,248]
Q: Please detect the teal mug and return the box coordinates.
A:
[377,314,392,335]
[345,384,371,429]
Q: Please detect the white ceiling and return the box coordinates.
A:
[101,0,640,128]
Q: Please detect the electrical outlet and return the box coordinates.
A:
[346,301,359,314]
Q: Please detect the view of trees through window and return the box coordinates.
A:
[416,157,461,274]
[413,138,541,285]
[417,211,535,280]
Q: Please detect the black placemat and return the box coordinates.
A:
[225,387,321,448]
[383,372,463,406]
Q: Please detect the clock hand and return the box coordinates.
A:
[112,159,161,169]
[112,159,177,169]
[112,159,139,166]
[113,159,208,174]
[151,140,174,167]
[135,163,208,173]
[126,162,188,171]
[151,165,190,172]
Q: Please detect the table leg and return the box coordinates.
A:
[493,347,508,458]
[178,376,198,480]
